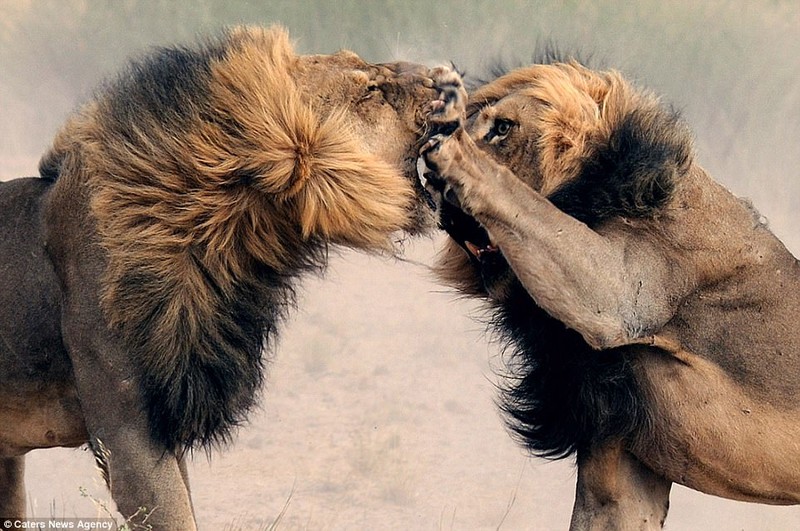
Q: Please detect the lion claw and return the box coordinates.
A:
[428,65,467,128]
[420,134,445,157]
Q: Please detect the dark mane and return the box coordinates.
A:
[549,105,692,228]
[97,37,326,451]
[39,28,335,453]
[484,65,693,458]
[493,283,648,459]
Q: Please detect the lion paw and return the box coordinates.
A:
[426,65,467,133]
[419,133,449,171]
[419,133,466,211]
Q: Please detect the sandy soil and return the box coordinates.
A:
[18,237,800,530]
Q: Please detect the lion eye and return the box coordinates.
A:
[358,82,382,103]
[496,120,512,136]
[487,118,515,143]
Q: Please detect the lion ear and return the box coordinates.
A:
[533,69,604,196]
[547,77,694,226]
[537,94,599,195]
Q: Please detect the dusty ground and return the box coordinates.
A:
[18,236,800,530]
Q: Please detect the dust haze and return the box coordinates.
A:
[2,1,799,529]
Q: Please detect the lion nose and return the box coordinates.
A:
[378,61,429,77]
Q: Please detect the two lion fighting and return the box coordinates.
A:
[2,25,800,531]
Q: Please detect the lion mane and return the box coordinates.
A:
[39,27,423,452]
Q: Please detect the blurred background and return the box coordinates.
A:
[1,1,799,529]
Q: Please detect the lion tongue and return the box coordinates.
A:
[465,240,499,259]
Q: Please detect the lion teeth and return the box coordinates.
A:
[466,240,500,259]
[416,157,429,186]
[465,241,481,257]
[486,228,497,248]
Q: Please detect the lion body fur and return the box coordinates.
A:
[424,60,800,526]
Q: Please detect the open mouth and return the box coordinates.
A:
[439,199,500,263]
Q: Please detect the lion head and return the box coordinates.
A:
[431,61,692,301]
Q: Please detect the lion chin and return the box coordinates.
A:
[0,25,463,529]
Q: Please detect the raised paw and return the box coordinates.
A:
[418,130,468,213]
[419,133,448,172]
[425,65,467,134]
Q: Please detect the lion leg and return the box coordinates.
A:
[43,188,197,530]
[56,283,196,529]
[0,456,26,519]
[63,329,196,530]
[570,443,672,531]
[422,131,681,351]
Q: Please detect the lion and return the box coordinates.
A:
[0,26,464,529]
[420,60,800,529]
